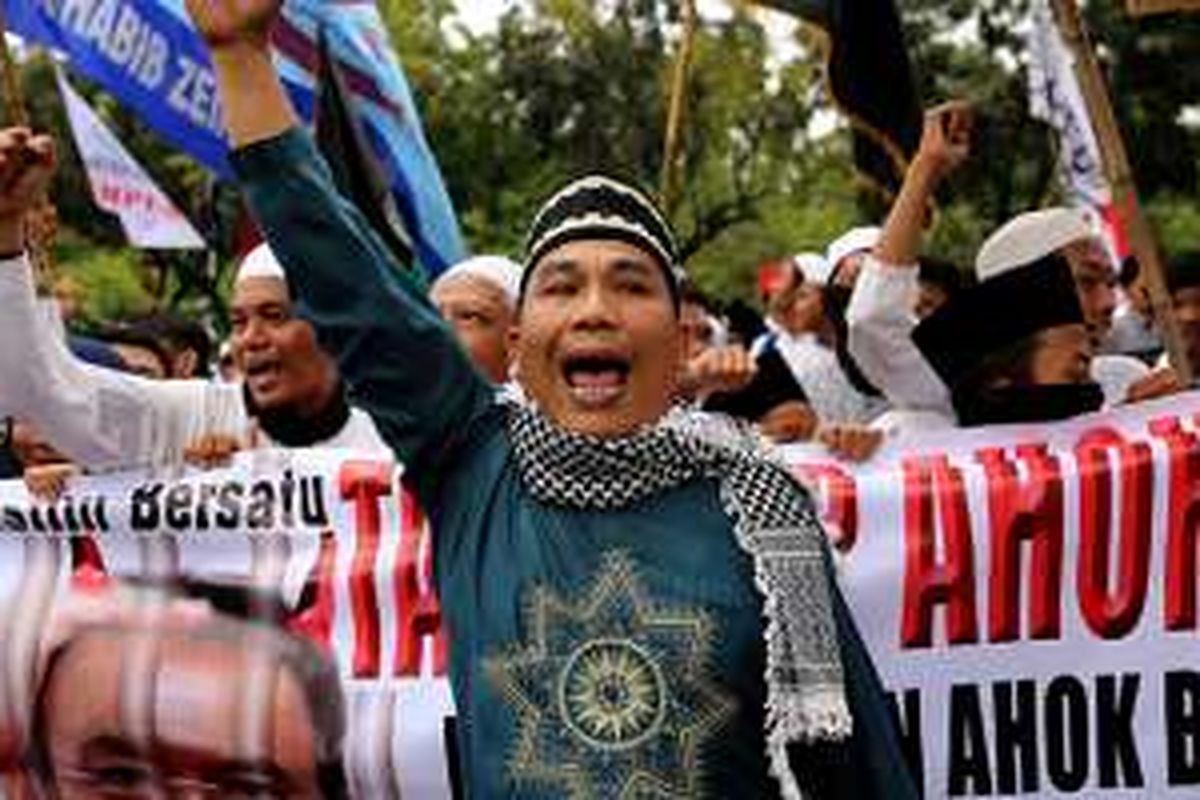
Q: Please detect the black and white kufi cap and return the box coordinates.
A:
[522,175,681,302]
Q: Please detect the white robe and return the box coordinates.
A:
[846,256,1148,435]
[0,255,388,470]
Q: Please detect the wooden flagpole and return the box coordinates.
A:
[660,0,698,216]
[0,9,56,291]
[1049,0,1193,384]
[1126,0,1200,16]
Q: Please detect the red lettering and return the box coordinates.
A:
[339,460,392,678]
[1075,427,1154,639]
[287,531,338,650]
[977,445,1064,642]
[901,455,978,648]
[68,535,110,591]
[792,463,859,552]
[1148,417,1200,631]
[394,487,448,677]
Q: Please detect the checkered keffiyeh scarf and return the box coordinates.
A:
[506,403,851,799]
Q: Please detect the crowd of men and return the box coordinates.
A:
[0,1,1197,797]
[4,107,1196,487]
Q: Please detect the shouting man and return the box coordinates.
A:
[181,1,916,797]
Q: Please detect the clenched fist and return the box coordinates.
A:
[184,0,282,49]
[0,128,56,253]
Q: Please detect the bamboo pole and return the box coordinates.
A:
[660,0,698,216]
[0,6,28,127]
[0,11,56,291]
[1049,0,1192,384]
[1126,0,1200,16]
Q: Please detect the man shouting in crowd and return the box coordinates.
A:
[0,136,387,467]
[179,1,917,797]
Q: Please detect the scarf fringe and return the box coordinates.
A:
[768,690,853,800]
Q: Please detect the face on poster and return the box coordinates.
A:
[0,451,454,800]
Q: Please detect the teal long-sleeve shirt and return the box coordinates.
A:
[231,129,918,800]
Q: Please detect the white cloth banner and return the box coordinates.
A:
[1027,0,1108,208]
[0,449,453,799]
[781,391,1200,797]
[5,393,1200,797]
[56,68,205,250]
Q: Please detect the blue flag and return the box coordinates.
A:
[5,0,466,275]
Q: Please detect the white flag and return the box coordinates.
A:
[1026,0,1126,258]
[56,69,205,250]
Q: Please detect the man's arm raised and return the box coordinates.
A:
[0,127,247,470]
[846,103,971,411]
[189,0,494,490]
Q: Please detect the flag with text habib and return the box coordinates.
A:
[4,0,466,276]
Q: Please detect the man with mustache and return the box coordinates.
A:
[182,1,916,797]
[0,139,387,465]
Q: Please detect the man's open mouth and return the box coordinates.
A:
[244,357,282,391]
[561,354,631,408]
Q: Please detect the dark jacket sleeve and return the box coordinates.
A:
[230,128,494,502]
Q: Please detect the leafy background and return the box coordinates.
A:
[13,0,1200,331]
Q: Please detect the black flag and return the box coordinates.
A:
[756,0,921,195]
[314,32,416,275]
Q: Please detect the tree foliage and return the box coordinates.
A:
[13,0,1200,316]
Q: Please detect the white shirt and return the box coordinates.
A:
[773,332,884,424]
[0,255,388,470]
[847,257,1148,435]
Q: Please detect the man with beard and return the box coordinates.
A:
[184,1,916,796]
[0,138,387,466]
[846,103,1177,434]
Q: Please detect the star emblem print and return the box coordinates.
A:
[484,551,736,798]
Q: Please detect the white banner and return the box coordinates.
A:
[0,450,453,798]
[781,391,1200,798]
[56,68,205,250]
[5,392,1200,797]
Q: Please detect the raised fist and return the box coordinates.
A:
[0,128,56,223]
[682,345,757,400]
[184,0,282,49]
[913,101,973,183]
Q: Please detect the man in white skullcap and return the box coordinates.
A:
[826,227,882,288]
[974,206,1117,336]
[846,103,1172,434]
[757,251,883,426]
[0,236,387,467]
[430,255,521,384]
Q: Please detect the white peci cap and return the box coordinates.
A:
[235,242,287,285]
[975,207,1100,281]
[432,255,523,309]
[793,252,833,286]
[825,226,882,273]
